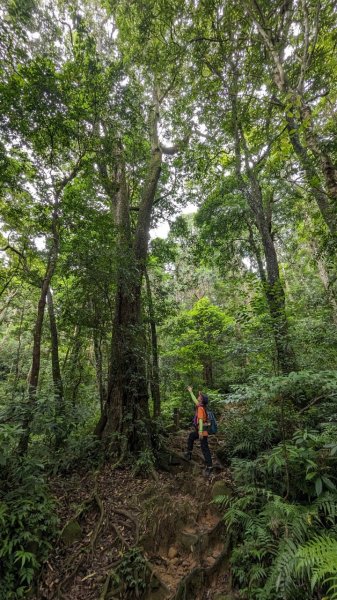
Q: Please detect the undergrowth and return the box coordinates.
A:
[216,371,337,600]
[0,424,58,599]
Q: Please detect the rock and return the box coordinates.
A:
[171,557,179,565]
[206,556,216,567]
[216,447,229,466]
[149,577,161,590]
[60,520,82,546]
[168,546,178,559]
[211,480,232,500]
[177,530,199,552]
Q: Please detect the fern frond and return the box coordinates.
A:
[297,535,337,599]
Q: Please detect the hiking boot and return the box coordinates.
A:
[183,451,192,461]
[203,466,213,477]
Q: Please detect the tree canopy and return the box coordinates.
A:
[2,1,337,599]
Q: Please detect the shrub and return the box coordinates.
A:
[0,424,58,599]
[214,372,337,600]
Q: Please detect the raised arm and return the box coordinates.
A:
[187,386,198,406]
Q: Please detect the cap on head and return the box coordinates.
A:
[201,393,209,405]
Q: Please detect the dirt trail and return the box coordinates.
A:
[36,431,234,600]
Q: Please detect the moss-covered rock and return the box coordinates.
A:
[211,480,232,500]
[216,446,229,466]
[61,519,82,546]
[177,529,199,552]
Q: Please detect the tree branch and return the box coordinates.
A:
[255,125,288,167]
[160,133,190,155]
[0,244,25,260]
[246,0,287,90]
[55,156,83,196]
[297,0,310,93]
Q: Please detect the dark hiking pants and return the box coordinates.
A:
[187,430,212,467]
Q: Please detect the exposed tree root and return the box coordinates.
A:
[111,522,130,549]
[155,447,200,473]
[99,572,111,600]
[191,519,226,562]
[112,507,140,544]
[144,558,172,595]
[55,547,88,599]
[173,541,230,600]
[99,557,172,600]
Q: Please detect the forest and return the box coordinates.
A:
[1,0,337,598]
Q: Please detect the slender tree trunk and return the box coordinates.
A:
[230,82,296,374]
[286,115,337,235]
[18,258,57,454]
[47,287,64,403]
[12,301,25,397]
[144,268,161,418]
[203,359,214,388]
[17,164,80,454]
[66,328,82,407]
[245,5,337,235]
[309,241,337,326]
[301,104,337,203]
[93,328,106,415]
[257,214,296,374]
[47,287,65,448]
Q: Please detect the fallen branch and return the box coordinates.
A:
[299,392,337,414]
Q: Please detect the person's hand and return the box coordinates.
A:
[199,433,203,441]
[187,385,193,393]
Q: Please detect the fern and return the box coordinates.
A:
[314,493,337,524]
[296,535,337,599]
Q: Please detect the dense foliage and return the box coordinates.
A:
[1,0,337,598]
[215,373,337,599]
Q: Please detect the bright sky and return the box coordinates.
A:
[150,202,197,239]
[31,203,198,252]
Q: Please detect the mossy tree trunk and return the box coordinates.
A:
[96,92,167,454]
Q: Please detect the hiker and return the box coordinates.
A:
[184,385,213,476]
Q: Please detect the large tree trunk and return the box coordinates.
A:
[104,269,151,453]
[258,216,296,374]
[144,268,161,418]
[47,287,65,448]
[98,99,163,455]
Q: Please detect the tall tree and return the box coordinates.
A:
[243,0,337,235]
